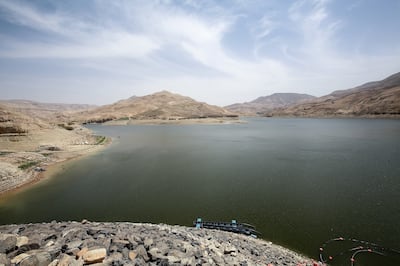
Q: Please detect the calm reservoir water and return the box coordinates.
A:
[1,118,400,265]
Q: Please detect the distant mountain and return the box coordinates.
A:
[272,72,400,117]
[225,93,316,115]
[73,91,237,123]
[0,100,96,121]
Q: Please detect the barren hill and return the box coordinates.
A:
[272,72,400,117]
[73,91,237,123]
[225,93,315,116]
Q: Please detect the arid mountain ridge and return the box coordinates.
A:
[225,93,316,115]
[72,71,400,123]
[1,71,399,130]
[73,90,238,124]
[271,71,400,117]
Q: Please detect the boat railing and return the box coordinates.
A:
[193,218,261,238]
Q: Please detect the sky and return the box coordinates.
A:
[0,0,399,106]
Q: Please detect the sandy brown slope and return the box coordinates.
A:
[0,104,49,134]
[225,93,315,116]
[272,72,400,117]
[73,91,237,123]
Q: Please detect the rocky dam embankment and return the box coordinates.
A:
[0,221,318,266]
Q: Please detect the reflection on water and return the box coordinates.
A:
[1,118,400,265]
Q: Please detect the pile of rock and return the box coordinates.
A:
[0,221,318,266]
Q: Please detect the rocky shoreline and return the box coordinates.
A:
[0,221,319,266]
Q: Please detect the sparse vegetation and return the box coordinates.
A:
[18,161,39,170]
[83,118,115,124]
[95,135,106,145]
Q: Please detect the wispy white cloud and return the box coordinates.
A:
[254,15,276,40]
[288,0,342,60]
[0,1,159,59]
[0,1,67,33]
[1,32,159,59]
[101,1,290,100]
[0,0,399,105]
[347,0,364,11]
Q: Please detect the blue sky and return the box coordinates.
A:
[0,0,399,105]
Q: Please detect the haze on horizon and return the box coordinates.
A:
[0,0,399,106]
